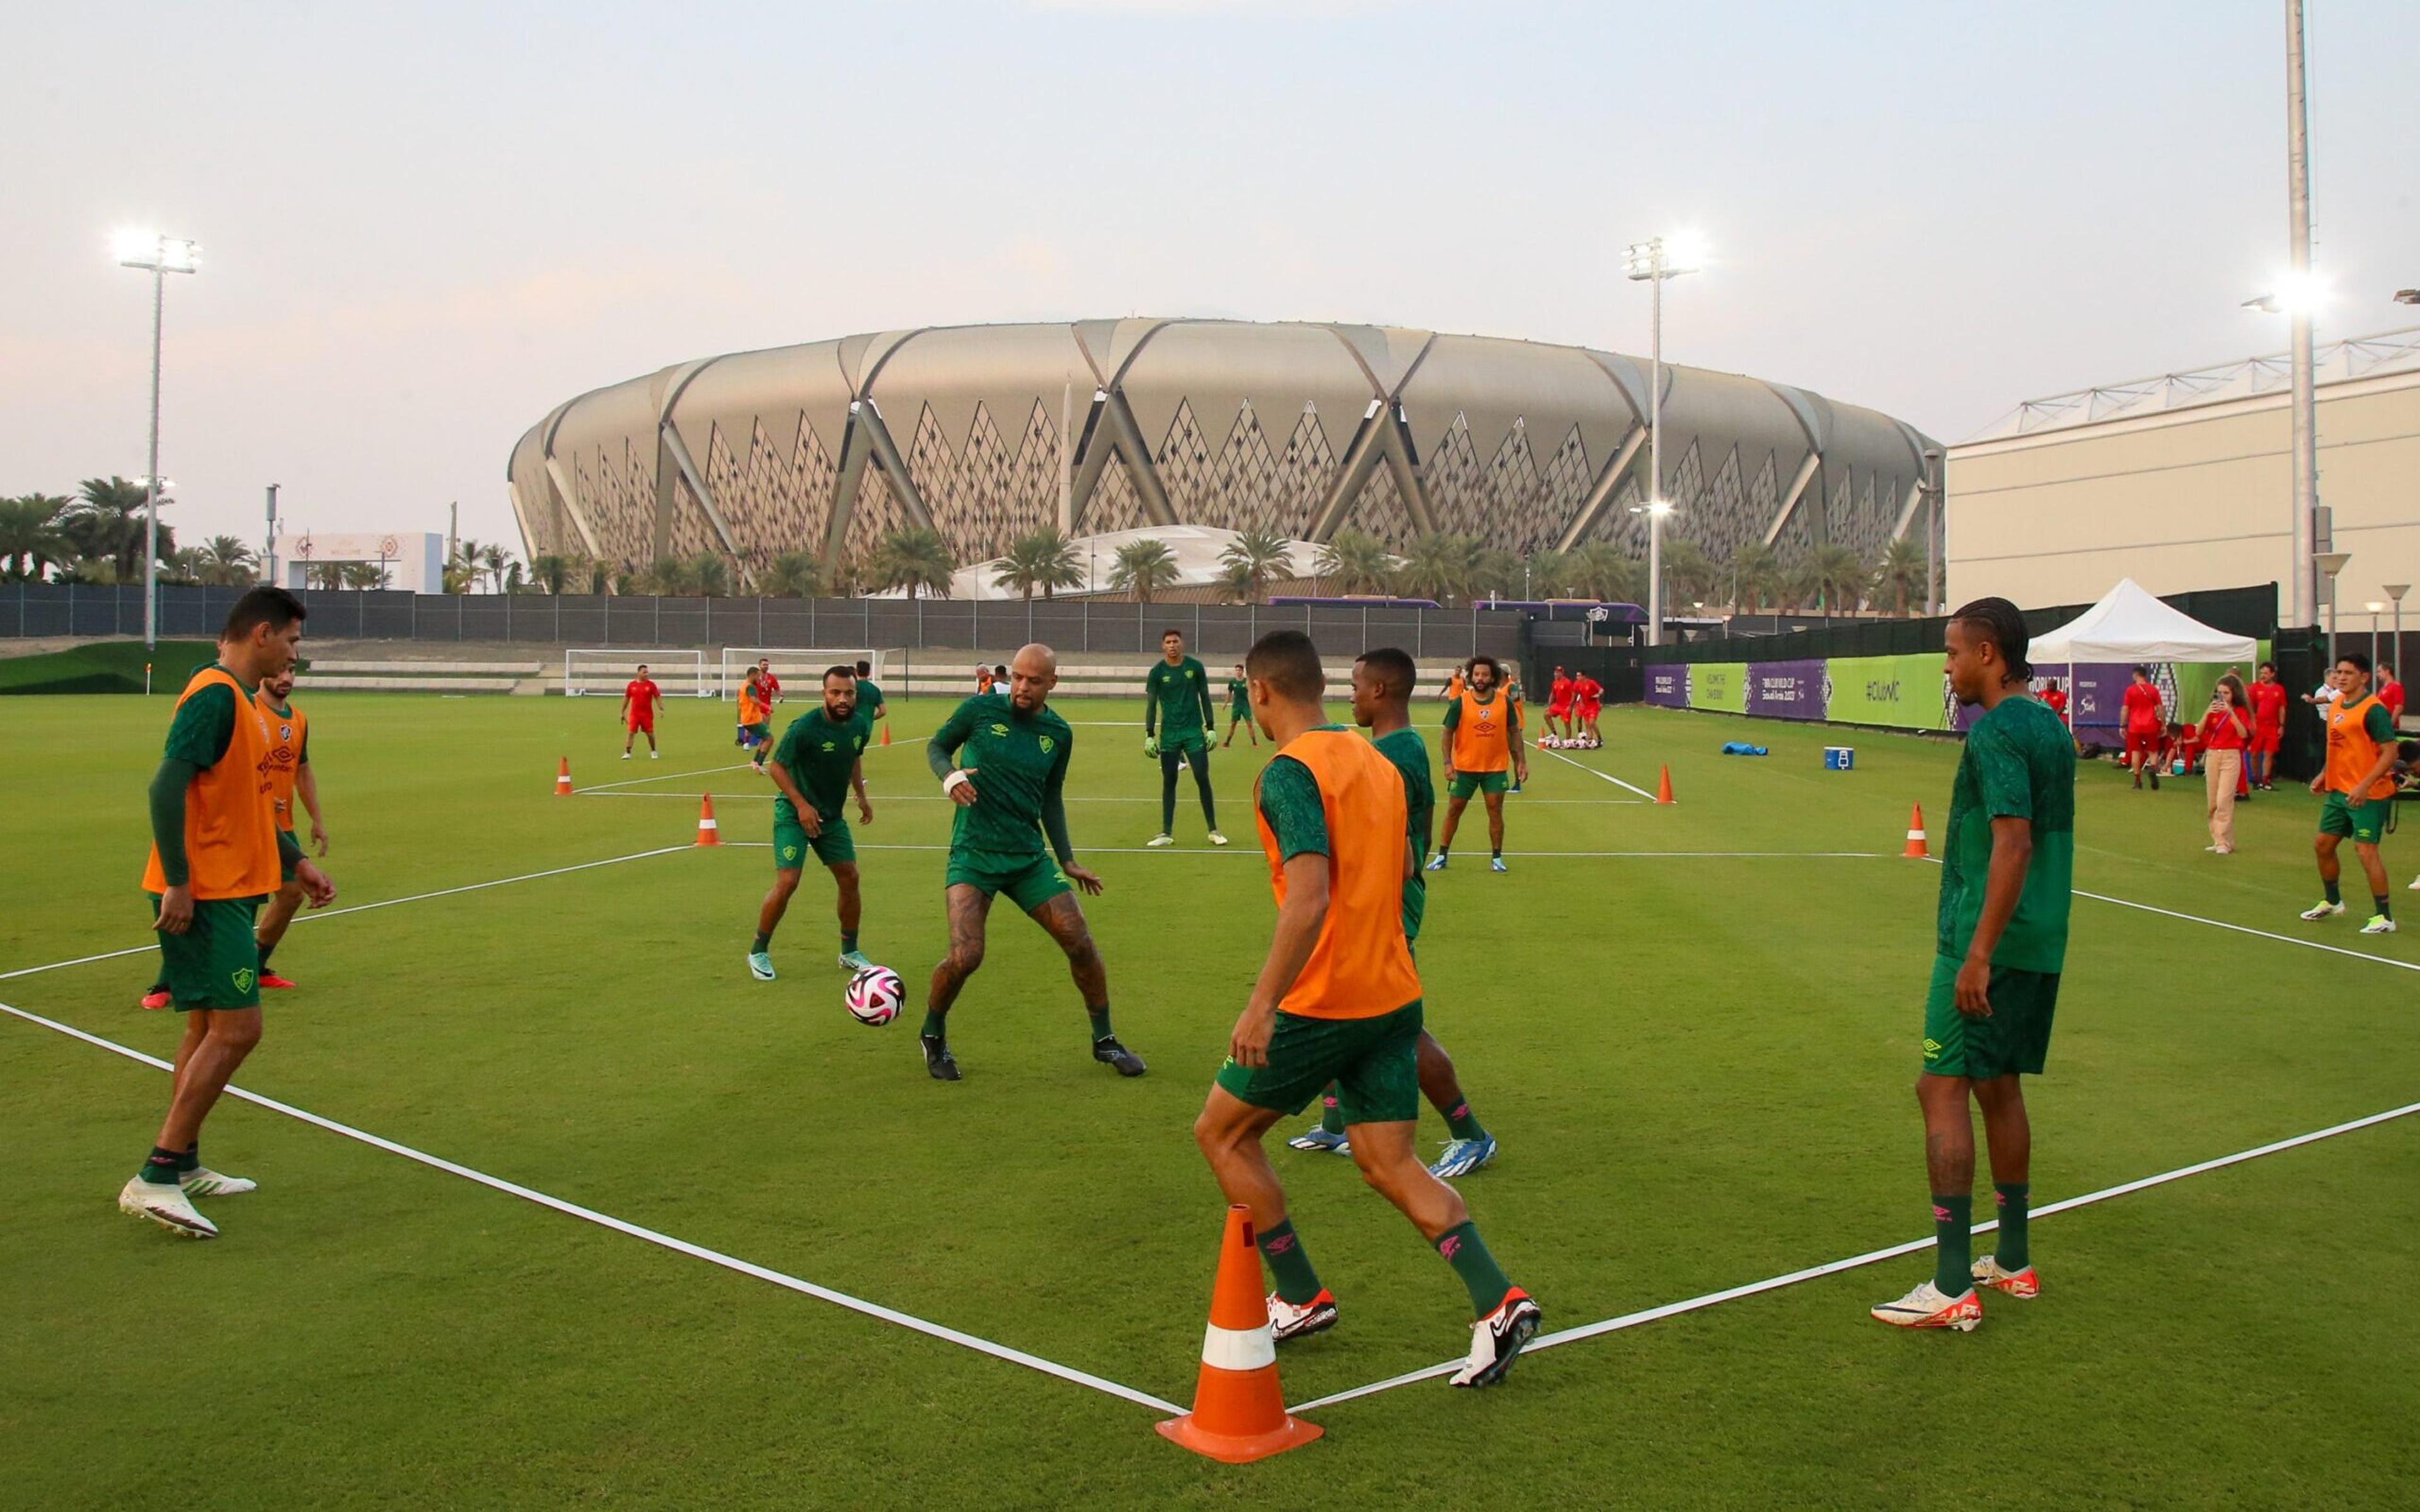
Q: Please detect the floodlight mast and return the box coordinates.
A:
[1625,235,1699,647]
[115,230,199,651]
[2285,0,2319,634]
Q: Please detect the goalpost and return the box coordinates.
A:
[563,648,709,698]
[718,648,884,702]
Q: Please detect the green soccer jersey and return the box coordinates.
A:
[1146,656,1213,738]
[771,705,872,822]
[1937,694,2077,973]
[930,692,1075,857]
[854,679,885,720]
[1374,725,1435,941]
[1226,678,1250,718]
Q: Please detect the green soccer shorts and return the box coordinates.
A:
[1160,731,1209,760]
[744,721,773,747]
[145,893,263,1012]
[2319,791,2390,845]
[772,810,855,869]
[945,850,1072,914]
[1449,769,1510,800]
[1216,999,1424,1125]
[278,844,298,884]
[1922,954,2060,1080]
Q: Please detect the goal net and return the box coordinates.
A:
[718,648,883,702]
[563,648,708,698]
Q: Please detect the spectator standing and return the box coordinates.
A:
[2249,662,2288,790]
[2201,675,2252,854]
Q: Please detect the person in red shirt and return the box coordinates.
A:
[1545,666,1575,741]
[2201,674,2252,854]
[2121,665,2165,790]
[2380,663,2404,723]
[2248,661,2289,791]
[755,657,783,706]
[620,663,663,760]
[1572,673,1605,744]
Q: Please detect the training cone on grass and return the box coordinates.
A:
[1903,803,1930,859]
[695,794,721,847]
[881,720,892,747]
[1156,1205,1323,1464]
[555,757,573,796]
[1656,764,1675,805]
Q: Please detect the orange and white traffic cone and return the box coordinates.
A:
[1903,803,1930,859]
[1155,1205,1323,1464]
[1655,764,1675,805]
[695,794,722,847]
[555,757,573,796]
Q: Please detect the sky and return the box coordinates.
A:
[3,0,2412,558]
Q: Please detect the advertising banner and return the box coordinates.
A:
[1746,660,1826,720]
[1645,665,1690,708]
[1823,653,1950,731]
[1688,661,1747,714]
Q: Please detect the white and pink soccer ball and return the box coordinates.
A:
[845,965,904,1026]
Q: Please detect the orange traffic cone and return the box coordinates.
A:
[1655,764,1675,805]
[695,794,722,847]
[1903,803,1930,859]
[881,720,892,747]
[555,757,572,796]
[1155,1206,1323,1464]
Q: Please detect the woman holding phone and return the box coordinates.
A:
[2203,673,2253,854]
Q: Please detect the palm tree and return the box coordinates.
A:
[764,551,824,598]
[692,554,731,598]
[1314,530,1395,595]
[873,527,956,600]
[1472,544,1522,604]
[340,561,388,589]
[200,535,258,585]
[52,553,118,585]
[479,542,510,593]
[1725,541,1781,611]
[67,476,164,582]
[1218,527,1294,604]
[644,556,694,596]
[1109,537,1182,602]
[1874,536,1928,615]
[1805,544,1872,610]
[1661,536,1721,607]
[445,538,483,593]
[164,547,209,585]
[1392,533,1465,604]
[993,527,1085,601]
[1213,560,1257,604]
[0,495,71,580]
[1523,549,1572,599]
[528,554,569,593]
[1562,541,1645,604]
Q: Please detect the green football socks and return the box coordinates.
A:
[1087,1004,1114,1043]
[2372,896,2391,922]
[256,940,276,971]
[919,1009,947,1040]
[1257,1218,1323,1305]
[1993,1183,2030,1271]
[1319,1088,1345,1135]
[841,932,859,954]
[1436,1221,1512,1316]
[751,931,771,954]
[1931,1194,1973,1295]
[1443,1100,1488,1142]
[2324,878,2342,906]
[139,1146,182,1186]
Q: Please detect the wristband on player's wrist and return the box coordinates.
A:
[942,769,972,796]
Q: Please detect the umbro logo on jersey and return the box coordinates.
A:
[989,723,1009,737]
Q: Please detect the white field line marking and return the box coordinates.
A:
[581,791,1652,808]
[572,737,930,795]
[0,999,1183,1417]
[1536,744,1661,800]
[1289,1097,2420,1414]
[720,842,1882,859]
[0,847,694,983]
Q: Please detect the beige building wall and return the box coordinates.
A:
[1947,367,2420,624]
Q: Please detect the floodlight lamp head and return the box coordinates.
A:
[113,229,199,272]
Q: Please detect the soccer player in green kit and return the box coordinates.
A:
[1288,647,1501,1178]
[1144,628,1225,846]
[749,667,877,981]
[923,643,1146,1082]
[1221,662,1257,748]
[1872,597,2075,1331]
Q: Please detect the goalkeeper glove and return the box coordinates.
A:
[1143,734,1160,758]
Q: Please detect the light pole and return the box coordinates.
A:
[2387,583,2409,686]
[2317,551,2350,667]
[1922,447,1943,614]
[115,229,199,650]
[2366,601,2386,668]
[2286,0,2319,631]
[1625,234,1702,646]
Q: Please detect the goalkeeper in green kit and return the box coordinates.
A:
[1144,627,1225,847]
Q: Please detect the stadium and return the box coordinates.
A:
[507,318,1941,583]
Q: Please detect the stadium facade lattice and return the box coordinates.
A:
[509,319,1939,588]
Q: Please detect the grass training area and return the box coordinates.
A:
[6,688,2416,1508]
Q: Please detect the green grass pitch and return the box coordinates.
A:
[3,689,2415,1508]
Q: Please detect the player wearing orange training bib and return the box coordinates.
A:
[1190,629,1540,1386]
[250,666,328,992]
[1430,655,1526,873]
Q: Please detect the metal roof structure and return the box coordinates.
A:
[1966,325,2420,442]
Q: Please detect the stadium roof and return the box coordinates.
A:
[1964,325,2420,442]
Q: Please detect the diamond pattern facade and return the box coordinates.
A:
[513,320,1934,589]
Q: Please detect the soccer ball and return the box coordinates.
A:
[845,965,904,1026]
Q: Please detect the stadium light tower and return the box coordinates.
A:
[1625,232,1702,646]
[115,229,199,651]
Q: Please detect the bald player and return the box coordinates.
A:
[923,644,1146,1082]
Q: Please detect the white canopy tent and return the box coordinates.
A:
[2025,578,2257,665]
